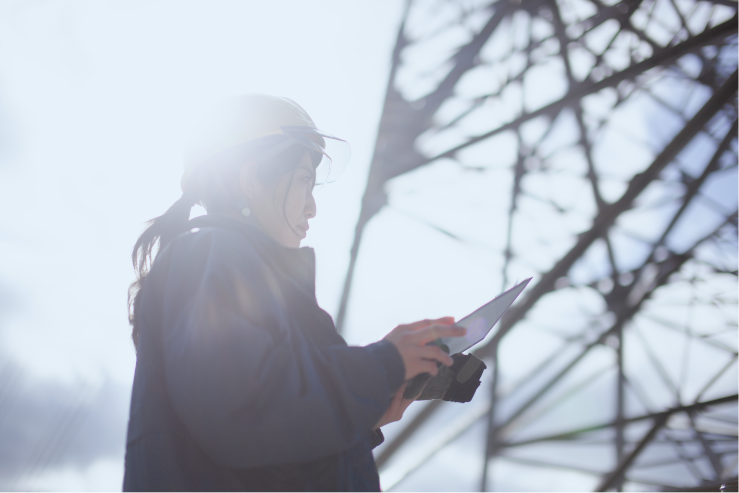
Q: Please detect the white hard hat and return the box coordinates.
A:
[182,94,350,193]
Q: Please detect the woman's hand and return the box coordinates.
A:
[375,383,415,429]
[383,317,465,380]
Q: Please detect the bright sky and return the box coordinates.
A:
[0,1,405,489]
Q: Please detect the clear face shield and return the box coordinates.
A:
[251,126,351,186]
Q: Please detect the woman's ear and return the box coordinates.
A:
[239,161,260,200]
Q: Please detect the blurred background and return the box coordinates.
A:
[0,0,736,491]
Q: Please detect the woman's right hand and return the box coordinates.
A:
[383,317,466,380]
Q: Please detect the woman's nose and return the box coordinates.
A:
[305,192,317,219]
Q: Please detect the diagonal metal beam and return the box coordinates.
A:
[374,399,444,468]
[661,477,739,492]
[702,0,739,7]
[381,208,737,473]
[336,10,736,336]
[688,411,726,480]
[487,252,693,452]
[378,393,737,489]
[407,203,737,485]
[596,413,670,491]
[356,2,739,484]
[652,118,739,252]
[488,208,738,454]
[478,68,738,359]
[418,4,511,142]
[506,394,738,448]
[334,0,412,333]
[429,15,737,165]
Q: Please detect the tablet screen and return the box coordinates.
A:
[439,278,532,355]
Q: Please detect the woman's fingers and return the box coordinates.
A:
[420,360,440,376]
[398,316,454,332]
[420,345,454,367]
[418,345,450,365]
[397,319,432,332]
[383,317,462,380]
[409,323,466,345]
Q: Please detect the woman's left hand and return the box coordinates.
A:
[374,383,415,429]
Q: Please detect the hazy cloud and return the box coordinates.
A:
[0,283,129,491]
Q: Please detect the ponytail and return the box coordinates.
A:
[128,192,198,349]
[127,137,306,349]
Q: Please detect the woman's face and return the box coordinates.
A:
[245,152,317,248]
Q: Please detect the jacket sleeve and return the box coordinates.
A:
[158,229,405,469]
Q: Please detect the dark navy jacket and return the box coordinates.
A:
[123,214,405,491]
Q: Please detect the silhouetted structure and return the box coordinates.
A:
[337,1,738,490]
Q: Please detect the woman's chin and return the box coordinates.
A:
[287,232,304,248]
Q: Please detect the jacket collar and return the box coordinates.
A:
[188,214,317,297]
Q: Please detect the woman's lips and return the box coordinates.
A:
[296,223,309,235]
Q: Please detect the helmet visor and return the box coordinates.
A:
[280,126,351,185]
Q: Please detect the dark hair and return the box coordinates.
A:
[127,140,309,349]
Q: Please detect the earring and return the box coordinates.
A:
[241,207,251,217]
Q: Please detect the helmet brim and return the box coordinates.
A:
[279,126,351,185]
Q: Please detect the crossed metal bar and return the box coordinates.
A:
[339,1,738,490]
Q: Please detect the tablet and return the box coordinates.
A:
[439,277,532,355]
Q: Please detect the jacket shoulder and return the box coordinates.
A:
[143,226,279,325]
[152,227,263,269]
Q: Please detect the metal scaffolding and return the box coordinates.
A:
[337,0,738,490]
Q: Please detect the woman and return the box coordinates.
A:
[123,94,464,491]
